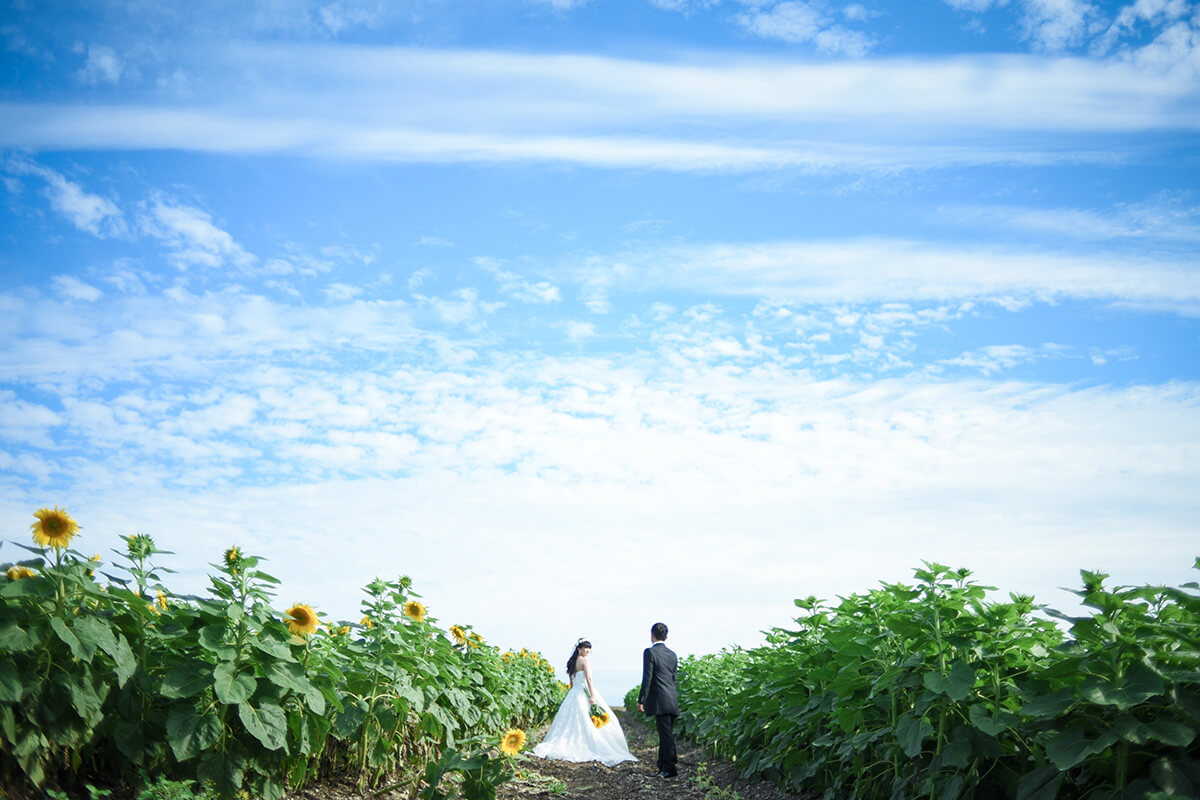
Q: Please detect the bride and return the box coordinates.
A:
[531,638,636,767]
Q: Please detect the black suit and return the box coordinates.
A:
[638,642,679,775]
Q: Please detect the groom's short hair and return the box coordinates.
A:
[651,622,668,641]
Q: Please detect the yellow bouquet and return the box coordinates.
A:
[589,703,610,728]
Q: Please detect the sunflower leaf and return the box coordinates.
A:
[214,662,256,705]
[238,701,287,750]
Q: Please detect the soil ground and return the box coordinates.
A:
[494,709,806,800]
[284,709,806,800]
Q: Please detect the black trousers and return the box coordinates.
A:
[655,714,677,775]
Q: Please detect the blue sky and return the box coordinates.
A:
[2,0,1199,700]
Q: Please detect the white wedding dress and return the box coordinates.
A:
[531,671,636,766]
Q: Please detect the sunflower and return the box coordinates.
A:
[31,506,80,550]
[360,616,374,630]
[125,533,154,559]
[6,566,35,581]
[450,625,468,645]
[224,546,243,573]
[284,603,320,636]
[403,600,427,622]
[499,728,526,757]
[337,625,351,635]
[590,711,609,728]
[156,590,169,612]
[468,633,482,649]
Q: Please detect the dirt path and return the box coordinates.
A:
[499,709,805,800]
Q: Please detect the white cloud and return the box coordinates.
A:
[52,275,104,302]
[586,238,1200,312]
[429,288,484,324]
[75,44,123,85]
[324,282,364,301]
[1094,0,1192,53]
[476,257,561,304]
[6,157,126,237]
[939,343,1048,374]
[737,1,875,56]
[1019,0,1098,52]
[942,0,1006,10]
[943,198,1200,243]
[139,197,256,270]
[2,44,1197,173]
[565,320,596,339]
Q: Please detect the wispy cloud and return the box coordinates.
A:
[138,196,256,270]
[942,198,1200,244]
[578,238,1200,312]
[6,156,127,237]
[74,43,123,86]
[1,42,1196,172]
[736,1,875,56]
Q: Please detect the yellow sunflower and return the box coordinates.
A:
[450,625,468,645]
[284,603,320,636]
[360,616,375,630]
[499,728,526,757]
[337,625,351,635]
[6,565,35,581]
[590,712,609,728]
[156,590,169,612]
[403,600,427,622]
[31,506,80,550]
[468,633,483,649]
[224,546,242,573]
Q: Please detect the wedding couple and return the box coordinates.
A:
[531,622,679,778]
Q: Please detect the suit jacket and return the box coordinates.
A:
[638,642,679,716]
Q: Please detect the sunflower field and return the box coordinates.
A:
[631,560,1200,800]
[0,507,564,800]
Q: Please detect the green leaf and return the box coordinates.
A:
[1080,663,1164,710]
[198,624,234,658]
[107,633,136,688]
[0,659,23,702]
[896,713,933,758]
[937,773,965,800]
[213,662,256,704]
[1119,716,1197,747]
[250,633,293,661]
[161,661,212,699]
[166,705,223,761]
[941,726,972,769]
[50,617,94,662]
[923,662,975,702]
[238,701,287,750]
[333,698,367,738]
[1016,764,1064,800]
[0,621,32,652]
[63,670,105,726]
[264,660,310,693]
[302,684,326,716]
[967,703,1007,736]
[1045,723,1109,770]
[71,617,116,662]
[198,752,244,797]
[1021,689,1075,719]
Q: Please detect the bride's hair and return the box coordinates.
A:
[566,638,591,677]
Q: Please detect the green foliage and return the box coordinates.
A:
[638,561,1200,800]
[0,528,564,799]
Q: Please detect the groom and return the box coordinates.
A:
[637,622,679,778]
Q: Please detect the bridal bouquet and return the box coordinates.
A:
[589,703,610,728]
